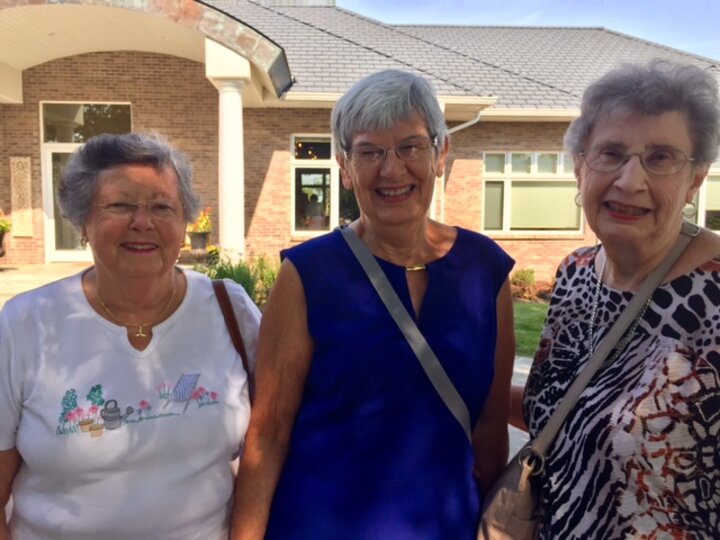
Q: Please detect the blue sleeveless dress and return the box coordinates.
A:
[266,227,514,540]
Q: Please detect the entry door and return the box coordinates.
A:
[42,145,92,262]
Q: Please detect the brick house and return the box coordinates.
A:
[0,0,718,280]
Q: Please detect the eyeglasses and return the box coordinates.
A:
[580,146,694,176]
[344,136,437,166]
[94,201,180,220]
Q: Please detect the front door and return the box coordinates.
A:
[42,145,92,262]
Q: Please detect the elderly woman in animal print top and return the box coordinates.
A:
[510,60,720,538]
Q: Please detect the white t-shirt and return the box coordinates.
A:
[0,269,260,540]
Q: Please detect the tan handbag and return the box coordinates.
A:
[477,221,698,540]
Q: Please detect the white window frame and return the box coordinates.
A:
[40,101,132,262]
[482,150,581,235]
[698,165,720,231]
[290,134,341,237]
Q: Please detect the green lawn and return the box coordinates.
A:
[513,302,549,357]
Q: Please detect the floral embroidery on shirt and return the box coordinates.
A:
[55,373,220,437]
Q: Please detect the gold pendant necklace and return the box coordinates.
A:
[404,263,426,272]
[96,277,178,339]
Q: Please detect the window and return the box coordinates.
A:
[704,175,720,231]
[483,151,580,232]
[292,136,358,233]
[43,103,131,142]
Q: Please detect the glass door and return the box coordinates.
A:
[42,145,91,262]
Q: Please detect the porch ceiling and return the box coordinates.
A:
[0,2,292,105]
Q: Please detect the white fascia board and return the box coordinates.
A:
[479,108,581,122]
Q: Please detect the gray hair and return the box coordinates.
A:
[331,70,449,152]
[565,60,720,164]
[58,132,200,230]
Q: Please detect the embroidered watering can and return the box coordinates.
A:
[100,399,134,430]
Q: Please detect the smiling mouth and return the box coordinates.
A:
[376,185,415,197]
[604,201,649,216]
[123,243,158,251]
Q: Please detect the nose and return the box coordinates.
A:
[379,147,407,176]
[613,154,647,191]
[129,204,155,229]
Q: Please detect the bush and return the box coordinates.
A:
[511,268,536,300]
[196,253,279,309]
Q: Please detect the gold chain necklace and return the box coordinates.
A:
[96,278,177,339]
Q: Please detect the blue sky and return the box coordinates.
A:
[336,0,720,61]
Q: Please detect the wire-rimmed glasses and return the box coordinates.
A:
[579,146,694,176]
[344,136,437,166]
[94,201,180,220]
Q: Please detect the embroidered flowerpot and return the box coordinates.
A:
[189,231,210,251]
[78,418,94,433]
[89,423,105,438]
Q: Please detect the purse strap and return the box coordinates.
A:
[530,220,699,461]
[212,279,255,403]
[340,226,473,443]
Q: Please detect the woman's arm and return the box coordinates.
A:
[472,278,515,495]
[509,385,528,432]
[230,260,315,540]
[0,447,20,540]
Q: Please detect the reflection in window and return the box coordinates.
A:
[43,103,131,143]
[295,168,331,231]
[511,153,532,174]
[537,153,558,174]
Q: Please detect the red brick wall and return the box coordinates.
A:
[0,51,219,265]
[0,51,593,281]
[447,121,597,281]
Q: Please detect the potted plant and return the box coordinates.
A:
[187,207,212,250]
[0,210,10,258]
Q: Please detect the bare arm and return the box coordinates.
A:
[0,447,20,540]
[509,385,528,432]
[472,278,515,495]
[230,260,314,540]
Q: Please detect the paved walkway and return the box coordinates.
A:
[0,261,530,451]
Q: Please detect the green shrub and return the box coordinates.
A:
[511,268,536,300]
[196,254,279,309]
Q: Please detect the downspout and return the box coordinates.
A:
[438,111,483,222]
[448,110,482,135]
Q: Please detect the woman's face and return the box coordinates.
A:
[337,113,448,228]
[575,109,708,254]
[83,164,187,282]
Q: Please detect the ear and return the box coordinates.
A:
[573,154,584,190]
[686,163,709,203]
[435,137,450,177]
[336,152,354,190]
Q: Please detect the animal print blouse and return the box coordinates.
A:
[524,246,720,539]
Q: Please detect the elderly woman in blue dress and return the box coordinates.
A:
[512,60,720,538]
[232,69,516,540]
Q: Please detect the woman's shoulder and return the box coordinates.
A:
[556,245,598,275]
[1,272,83,322]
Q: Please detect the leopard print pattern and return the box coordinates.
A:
[524,246,720,539]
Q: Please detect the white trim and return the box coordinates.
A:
[482,150,582,235]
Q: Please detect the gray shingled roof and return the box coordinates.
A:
[207,1,720,109]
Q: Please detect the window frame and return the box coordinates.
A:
[290,134,341,237]
[482,150,582,235]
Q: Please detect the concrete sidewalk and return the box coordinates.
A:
[0,262,91,309]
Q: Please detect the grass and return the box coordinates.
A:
[513,301,549,357]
